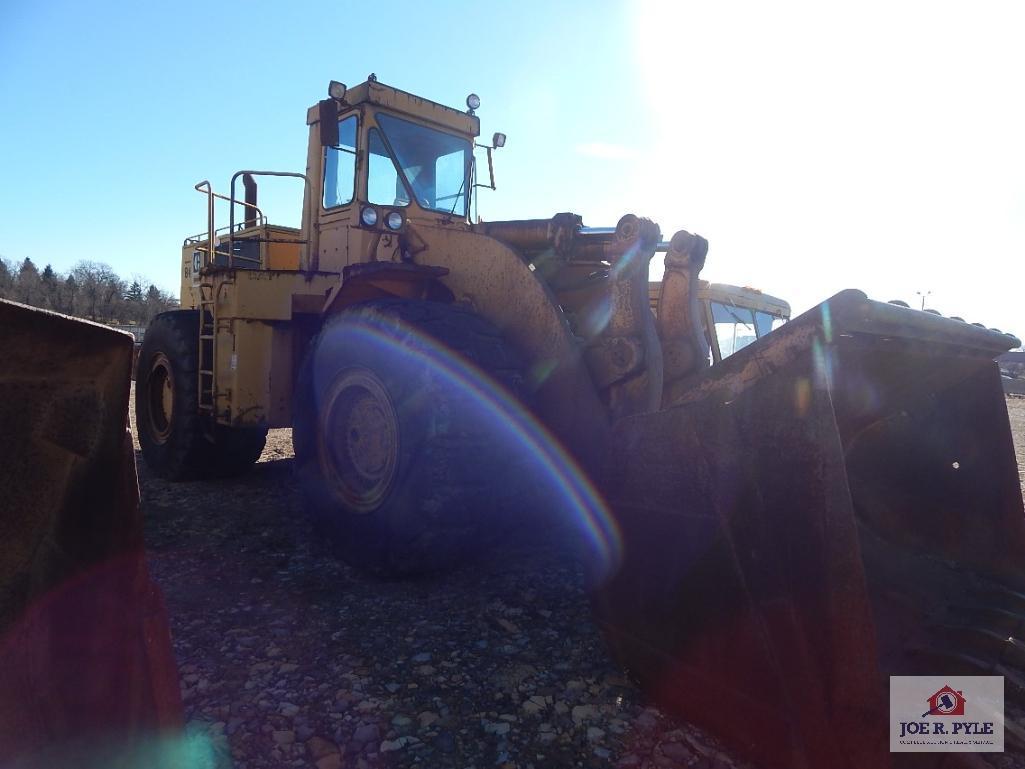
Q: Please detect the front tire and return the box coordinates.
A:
[293,299,527,576]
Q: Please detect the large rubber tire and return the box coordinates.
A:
[293,299,527,576]
[136,311,267,480]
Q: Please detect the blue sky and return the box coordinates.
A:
[2,0,1023,336]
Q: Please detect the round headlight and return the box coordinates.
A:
[466,93,481,111]
[360,206,378,227]
[385,211,404,231]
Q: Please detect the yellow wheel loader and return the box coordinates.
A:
[135,76,1023,768]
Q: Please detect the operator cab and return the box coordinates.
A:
[308,77,495,275]
[315,78,480,227]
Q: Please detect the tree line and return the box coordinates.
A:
[0,257,178,324]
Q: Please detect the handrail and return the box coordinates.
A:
[191,181,268,268]
[228,170,311,270]
[193,183,266,224]
[194,181,215,267]
[184,221,263,247]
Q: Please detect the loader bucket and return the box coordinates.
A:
[0,300,181,767]
[594,290,1024,769]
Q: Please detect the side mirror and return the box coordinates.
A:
[492,132,506,149]
[318,99,339,147]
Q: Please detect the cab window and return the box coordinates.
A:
[375,113,471,216]
[368,129,409,207]
[323,115,358,209]
[712,303,758,358]
[710,302,787,358]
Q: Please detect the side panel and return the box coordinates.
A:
[217,320,294,427]
[208,271,338,428]
[180,244,200,309]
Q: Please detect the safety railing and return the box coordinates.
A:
[190,181,267,267]
[226,171,311,270]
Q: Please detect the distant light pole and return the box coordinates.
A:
[916,290,932,311]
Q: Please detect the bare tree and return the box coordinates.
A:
[1,257,176,322]
[70,261,125,321]
[16,258,40,306]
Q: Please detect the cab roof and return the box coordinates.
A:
[307,78,480,138]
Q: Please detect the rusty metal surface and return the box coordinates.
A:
[0,300,181,765]
[594,290,1023,768]
[325,262,455,312]
[580,214,664,419]
[656,229,710,405]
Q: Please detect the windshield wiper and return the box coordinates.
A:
[447,176,467,215]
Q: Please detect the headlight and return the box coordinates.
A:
[466,93,481,111]
[385,211,404,231]
[360,206,378,227]
[328,80,347,101]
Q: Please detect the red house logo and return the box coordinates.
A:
[922,685,966,717]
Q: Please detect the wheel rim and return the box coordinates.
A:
[318,367,400,514]
[147,353,174,444]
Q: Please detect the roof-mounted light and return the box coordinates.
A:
[466,93,481,114]
[328,80,347,101]
[492,132,506,148]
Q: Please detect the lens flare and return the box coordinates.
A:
[610,240,643,278]
[310,315,622,582]
[811,336,836,391]
[820,300,833,343]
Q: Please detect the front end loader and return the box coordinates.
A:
[134,76,1024,766]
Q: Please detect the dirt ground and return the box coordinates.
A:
[133,391,1025,769]
[130,390,747,769]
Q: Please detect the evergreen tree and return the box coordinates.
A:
[126,279,144,304]
[39,264,58,309]
[16,258,40,305]
[0,258,13,299]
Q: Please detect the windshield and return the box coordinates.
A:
[375,113,471,217]
[710,301,787,358]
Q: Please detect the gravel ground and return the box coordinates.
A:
[131,388,749,769]
[134,391,1025,769]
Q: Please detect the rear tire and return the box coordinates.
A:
[293,299,527,576]
[136,311,267,480]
